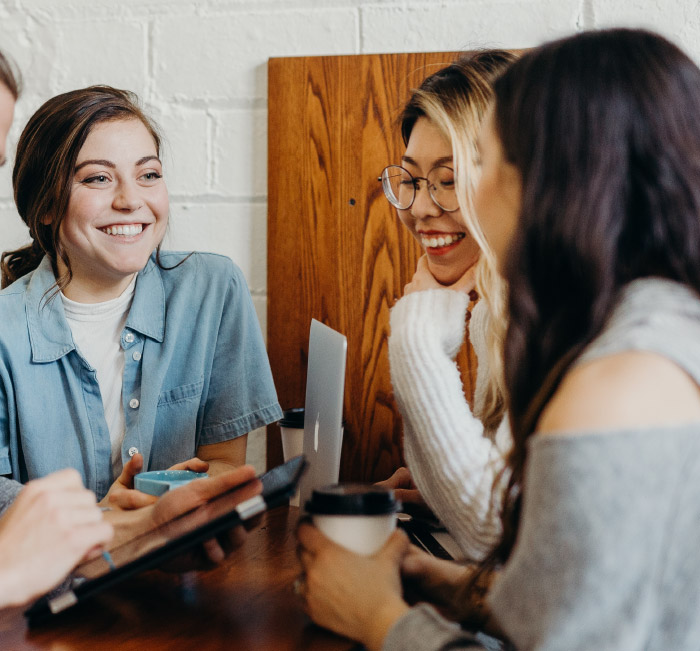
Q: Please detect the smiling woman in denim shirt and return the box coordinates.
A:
[0,86,282,508]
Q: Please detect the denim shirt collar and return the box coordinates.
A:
[26,253,165,363]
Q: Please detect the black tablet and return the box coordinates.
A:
[25,455,307,626]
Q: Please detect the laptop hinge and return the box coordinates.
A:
[48,590,78,614]
[235,495,266,520]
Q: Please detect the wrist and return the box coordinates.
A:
[0,564,29,608]
[103,504,154,548]
[364,597,410,651]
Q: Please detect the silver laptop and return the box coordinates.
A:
[298,319,347,511]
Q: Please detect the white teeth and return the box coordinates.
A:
[421,232,465,249]
[102,224,143,237]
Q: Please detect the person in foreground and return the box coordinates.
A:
[377,50,515,563]
[0,464,260,609]
[299,28,700,650]
[0,85,282,507]
[0,50,260,612]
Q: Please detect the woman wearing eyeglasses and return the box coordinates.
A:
[377,50,516,570]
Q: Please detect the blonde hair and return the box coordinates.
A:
[403,51,513,430]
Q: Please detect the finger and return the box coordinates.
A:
[220,524,248,552]
[169,457,210,472]
[415,254,429,270]
[185,465,258,503]
[73,521,115,559]
[118,454,145,488]
[109,488,158,510]
[378,529,410,562]
[22,482,99,515]
[392,488,423,504]
[298,547,315,571]
[296,522,336,555]
[53,500,108,526]
[29,468,85,492]
[202,538,225,565]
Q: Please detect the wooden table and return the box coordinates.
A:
[0,506,358,650]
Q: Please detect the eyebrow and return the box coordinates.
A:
[74,155,161,172]
[401,155,454,167]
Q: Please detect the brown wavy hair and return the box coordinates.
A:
[1,86,163,291]
[491,28,700,566]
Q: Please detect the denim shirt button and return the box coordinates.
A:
[128,446,139,457]
[129,398,140,409]
[132,351,142,361]
[124,333,135,344]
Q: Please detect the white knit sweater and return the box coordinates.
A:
[388,289,511,561]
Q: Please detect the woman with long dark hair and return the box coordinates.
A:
[298,28,700,650]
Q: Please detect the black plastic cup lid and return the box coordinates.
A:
[305,483,401,515]
[279,407,304,428]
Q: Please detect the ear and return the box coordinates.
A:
[40,214,52,226]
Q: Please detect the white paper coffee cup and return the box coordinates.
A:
[278,408,305,505]
[306,484,401,555]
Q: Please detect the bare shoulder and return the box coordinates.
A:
[537,350,700,435]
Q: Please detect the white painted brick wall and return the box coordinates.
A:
[0,0,695,470]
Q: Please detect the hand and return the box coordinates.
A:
[375,467,436,520]
[101,454,210,510]
[0,469,113,608]
[404,255,477,296]
[105,465,261,571]
[297,523,411,651]
[401,545,473,612]
[153,464,260,567]
[375,467,423,506]
[402,547,499,632]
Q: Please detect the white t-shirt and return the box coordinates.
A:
[61,276,137,477]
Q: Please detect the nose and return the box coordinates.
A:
[410,182,442,220]
[112,180,144,212]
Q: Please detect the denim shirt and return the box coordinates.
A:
[0,251,282,499]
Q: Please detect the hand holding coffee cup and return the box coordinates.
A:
[305,484,401,555]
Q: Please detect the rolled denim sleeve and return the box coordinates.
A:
[198,261,282,444]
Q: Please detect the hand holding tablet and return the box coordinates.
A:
[25,456,307,625]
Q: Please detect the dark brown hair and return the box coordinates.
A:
[1,85,163,290]
[0,49,21,99]
[492,28,700,566]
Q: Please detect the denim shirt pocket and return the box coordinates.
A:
[153,379,205,464]
[157,379,205,407]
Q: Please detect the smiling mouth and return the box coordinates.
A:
[100,224,144,236]
[420,232,466,249]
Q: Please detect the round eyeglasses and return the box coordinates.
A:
[378,164,459,212]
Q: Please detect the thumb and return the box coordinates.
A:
[378,529,410,562]
[119,453,144,487]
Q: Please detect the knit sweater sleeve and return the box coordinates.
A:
[0,477,22,517]
[389,290,508,561]
[383,603,486,651]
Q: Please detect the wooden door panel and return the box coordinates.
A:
[267,52,468,482]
